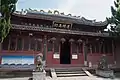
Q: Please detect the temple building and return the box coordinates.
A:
[0,10,120,70]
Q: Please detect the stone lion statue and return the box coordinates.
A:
[98,54,109,70]
[35,53,43,72]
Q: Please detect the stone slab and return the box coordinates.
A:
[96,70,114,78]
[50,68,57,79]
[82,68,94,77]
[33,72,46,80]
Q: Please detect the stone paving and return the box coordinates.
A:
[0,76,119,80]
[0,77,29,80]
[55,76,120,80]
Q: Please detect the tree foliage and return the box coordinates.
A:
[107,0,120,36]
[0,0,17,43]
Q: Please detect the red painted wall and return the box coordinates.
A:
[46,52,60,65]
[87,53,114,65]
[115,41,120,68]
[46,52,84,66]
[0,51,115,68]
[71,54,84,65]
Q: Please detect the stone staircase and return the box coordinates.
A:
[55,68,88,77]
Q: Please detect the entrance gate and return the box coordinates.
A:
[60,40,71,64]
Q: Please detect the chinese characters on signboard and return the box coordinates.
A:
[53,22,72,29]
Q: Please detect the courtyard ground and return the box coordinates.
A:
[0,76,119,80]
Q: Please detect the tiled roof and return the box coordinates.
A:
[12,11,108,27]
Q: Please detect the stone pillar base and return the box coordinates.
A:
[42,61,46,67]
[84,61,87,66]
[33,71,46,80]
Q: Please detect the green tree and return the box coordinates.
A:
[0,0,17,50]
[107,0,120,36]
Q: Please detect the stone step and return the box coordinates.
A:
[55,68,88,77]
[57,73,87,77]
[55,69,83,72]
[56,71,85,74]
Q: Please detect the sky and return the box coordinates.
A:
[17,0,114,21]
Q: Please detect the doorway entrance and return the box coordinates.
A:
[60,40,71,64]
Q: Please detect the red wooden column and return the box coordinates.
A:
[8,37,11,50]
[90,44,92,54]
[42,38,44,53]
[112,40,115,64]
[59,42,60,54]
[70,42,72,57]
[28,33,33,50]
[77,39,83,53]
[69,38,74,61]
[28,38,31,51]
[22,37,24,51]
[83,39,88,66]
[43,35,47,66]
[52,41,55,53]
[15,37,18,51]
[51,37,56,53]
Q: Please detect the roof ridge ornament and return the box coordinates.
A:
[23,8,82,18]
[67,14,72,16]
[60,12,65,15]
[40,10,45,13]
[13,9,108,27]
[20,9,27,15]
[54,10,59,15]
[33,9,38,12]
[48,10,52,14]
[28,8,33,11]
